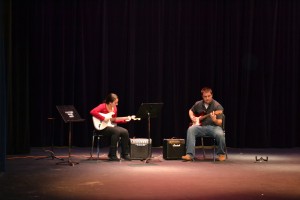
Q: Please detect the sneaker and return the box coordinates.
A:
[182,154,193,161]
[218,154,226,161]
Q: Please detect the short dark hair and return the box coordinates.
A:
[201,87,213,96]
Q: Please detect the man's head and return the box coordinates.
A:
[201,87,213,104]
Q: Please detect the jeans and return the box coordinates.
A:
[186,125,226,158]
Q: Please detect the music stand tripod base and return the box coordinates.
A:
[136,103,163,164]
[55,121,81,166]
[56,159,79,166]
[36,149,64,161]
[56,105,85,167]
[36,117,64,161]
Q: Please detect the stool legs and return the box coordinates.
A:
[90,134,122,160]
[90,134,95,158]
[97,135,100,158]
[90,132,102,159]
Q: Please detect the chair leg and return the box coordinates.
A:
[116,137,121,159]
[90,135,95,158]
[90,134,102,159]
[96,135,100,158]
[201,137,206,159]
[213,138,216,162]
[224,141,228,159]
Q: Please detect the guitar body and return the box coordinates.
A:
[93,112,140,130]
[193,112,205,126]
[193,117,201,126]
[93,112,116,130]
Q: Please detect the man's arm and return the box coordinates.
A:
[210,111,223,126]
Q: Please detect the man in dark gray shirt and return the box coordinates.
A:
[182,87,226,161]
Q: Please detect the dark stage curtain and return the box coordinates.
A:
[0,0,8,171]
[4,0,300,154]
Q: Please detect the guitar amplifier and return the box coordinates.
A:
[163,138,186,160]
[130,138,152,160]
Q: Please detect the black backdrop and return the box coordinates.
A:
[3,0,300,154]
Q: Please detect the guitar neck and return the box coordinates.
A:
[113,116,139,121]
[201,110,223,119]
[115,116,128,120]
[202,113,211,118]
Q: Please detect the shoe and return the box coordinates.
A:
[108,155,120,161]
[121,155,131,161]
[218,154,226,161]
[182,154,193,161]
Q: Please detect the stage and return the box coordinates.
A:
[1,147,300,200]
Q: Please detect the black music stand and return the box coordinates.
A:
[136,103,163,163]
[56,105,85,166]
[36,117,64,161]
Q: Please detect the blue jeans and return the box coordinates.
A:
[186,125,226,158]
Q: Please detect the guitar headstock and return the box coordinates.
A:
[131,115,141,120]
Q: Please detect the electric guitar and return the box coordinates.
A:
[93,112,140,130]
[192,110,223,126]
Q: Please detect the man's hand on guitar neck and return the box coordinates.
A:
[210,110,223,126]
[210,111,217,122]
